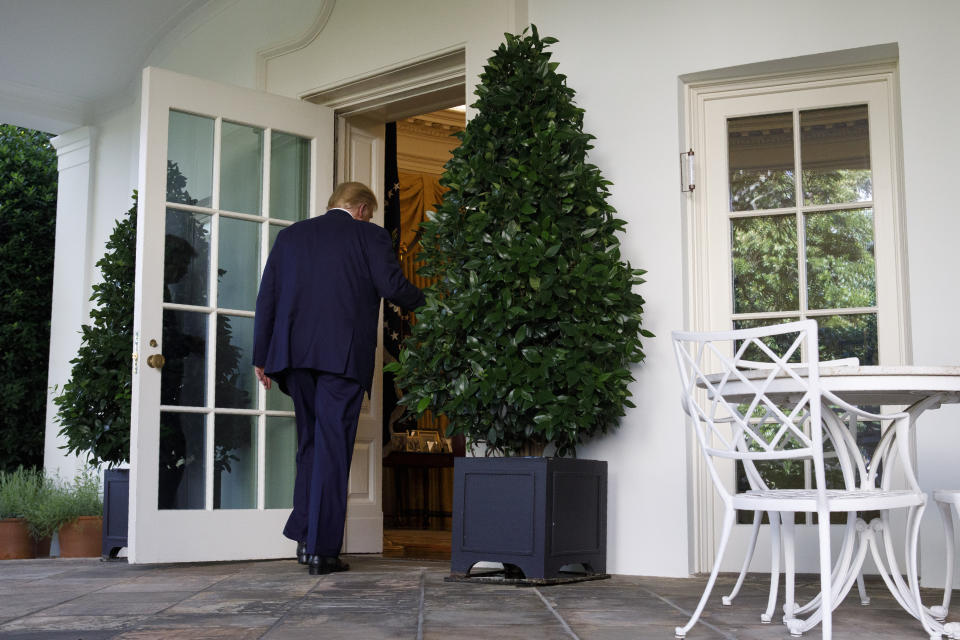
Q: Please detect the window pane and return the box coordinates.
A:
[269,223,284,250]
[161,309,208,407]
[731,215,798,313]
[164,208,211,306]
[265,416,296,509]
[214,414,257,509]
[159,412,205,509]
[801,105,871,205]
[805,208,876,310]
[267,384,294,411]
[728,112,795,211]
[270,131,310,222]
[217,217,259,310]
[216,314,255,409]
[818,313,878,365]
[220,121,263,215]
[167,111,213,207]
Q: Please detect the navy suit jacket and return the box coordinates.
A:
[253,209,425,392]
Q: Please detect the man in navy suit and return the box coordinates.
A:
[253,182,424,575]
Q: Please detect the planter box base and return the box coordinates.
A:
[446,569,610,586]
[451,457,607,581]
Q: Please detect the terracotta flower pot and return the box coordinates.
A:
[0,518,35,559]
[58,516,103,558]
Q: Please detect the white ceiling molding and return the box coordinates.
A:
[0,78,92,135]
[255,0,337,90]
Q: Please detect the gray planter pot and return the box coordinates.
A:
[450,457,607,580]
[101,469,128,559]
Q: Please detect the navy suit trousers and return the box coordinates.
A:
[280,368,364,556]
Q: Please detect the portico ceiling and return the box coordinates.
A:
[0,0,209,134]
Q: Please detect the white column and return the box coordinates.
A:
[43,126,96,480]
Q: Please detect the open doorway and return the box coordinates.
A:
[380,107,466,559]
[331,79,466,555]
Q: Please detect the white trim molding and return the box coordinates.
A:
[303,47,466,119]
[255,0,337,90]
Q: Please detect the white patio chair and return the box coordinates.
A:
[720,358,868,622]
[672,320,929,639]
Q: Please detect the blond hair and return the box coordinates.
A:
[327,181,378,213]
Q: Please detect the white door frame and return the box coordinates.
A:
[681,62,910,574]
[305,51,466,551]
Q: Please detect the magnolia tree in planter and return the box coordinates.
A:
[387,26,651,579]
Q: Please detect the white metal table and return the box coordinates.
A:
[716,365,960,639]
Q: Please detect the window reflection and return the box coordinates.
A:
[731,215,798,313]
[167,111,213,207]
[805,209,876,310]
[801,105,872,205]
[160,310,208,407]
[265,416,296,509]
[728,112,795,211]
[216,314,255,409]
[158,412,205,510]
[214,414,257,509]
[164,208,210,306]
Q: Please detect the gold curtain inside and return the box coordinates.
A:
[397,171,446,287]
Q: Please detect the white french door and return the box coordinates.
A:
[129,67,340,563]
[688,68,908,573]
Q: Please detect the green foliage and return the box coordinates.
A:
[53,467,103,522]
[0,466,46,520]
[54,195,137,466]
[0,125,57,471]
[387,26,651,457]
[16,467,102,539]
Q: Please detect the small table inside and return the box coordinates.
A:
[382,451,456,529]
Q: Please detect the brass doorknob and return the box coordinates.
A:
[146,353,166,369]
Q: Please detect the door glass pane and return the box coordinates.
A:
[265,416,296,508]
[164,208,211,306]
[161,309,208,407]
[818,313,878,365]
[267,384,295,411]
[216,314,255,409]
[269,223,284,249]
[214,414,257,509]
[805,208,876,310]
[731,215,798,313]
[158,412,206,509]
[217,217,259,310]
[220,121,263,215]
[270,131,310,221]
[801,105,871,205]
[167,111,214,207]
[728,112,795,211]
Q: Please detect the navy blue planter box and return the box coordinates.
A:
[450,457,607,580]
[101,469,129,559]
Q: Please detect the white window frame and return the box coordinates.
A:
[681,62,911,573]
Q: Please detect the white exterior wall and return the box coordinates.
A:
[528,0,960,581]
[44,0,960,580]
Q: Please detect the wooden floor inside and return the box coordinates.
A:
[383,529,451,560]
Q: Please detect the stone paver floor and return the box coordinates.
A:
[0,556,951,639]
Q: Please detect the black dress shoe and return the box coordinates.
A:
[308,555,350,575]
[296,542,308,565]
